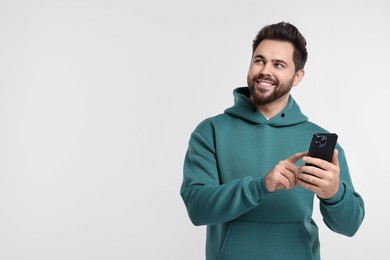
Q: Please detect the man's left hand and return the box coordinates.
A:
[296,149,340,199]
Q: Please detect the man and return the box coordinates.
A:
[180,22,365,260]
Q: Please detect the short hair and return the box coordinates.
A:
[252,22,308,71]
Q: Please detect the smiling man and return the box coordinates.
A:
[247,39,304,119]
[180,22,365,260]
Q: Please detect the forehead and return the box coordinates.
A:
[253,39,294,62]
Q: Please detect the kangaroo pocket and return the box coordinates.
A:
[217,221,318,260]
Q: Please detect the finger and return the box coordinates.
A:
[296,177,321,194]
[297,171,320,186]
[302,156,331,170]
[287,152,307,164]
[280,169,296,188]
[280,160,301,184]
[299,165,322,178]
[271,173,290,190]
[274,164,295,189]
[331,149,339,167]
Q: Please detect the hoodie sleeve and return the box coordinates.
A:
[319,148,365,236]
[180,122,270,226]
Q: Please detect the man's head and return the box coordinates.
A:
[247,22,307,107]
[252,22,307,72]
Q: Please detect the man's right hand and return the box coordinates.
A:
[264,152,307,192]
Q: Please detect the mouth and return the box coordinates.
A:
[256,80,274,86]
[255,78,276,90]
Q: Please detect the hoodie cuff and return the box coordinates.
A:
[321,182,346,205]
[248,176,271,202]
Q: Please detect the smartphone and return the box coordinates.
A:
[306,133,338,166]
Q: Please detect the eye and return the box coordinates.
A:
[253,58,264,64]
[274,63,285,69]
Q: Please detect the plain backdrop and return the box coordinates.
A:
[0,0,388,259]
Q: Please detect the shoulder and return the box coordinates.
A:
[193,113,231,133]
[303,121,346,151]
[302,120,330,133]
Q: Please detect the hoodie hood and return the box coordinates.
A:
[224,87,308,127]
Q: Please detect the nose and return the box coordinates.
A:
[260,63,272,76]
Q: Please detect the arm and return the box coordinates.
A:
[180,129,268,226]
[297,148,365,236]
[319,148,365,236]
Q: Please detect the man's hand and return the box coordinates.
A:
[265,152,306,192]
[296,149,340,199]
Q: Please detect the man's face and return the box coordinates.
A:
[247,39,303,106]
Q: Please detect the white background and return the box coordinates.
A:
[0,0,388,259]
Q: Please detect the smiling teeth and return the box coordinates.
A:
[260,82,273,87]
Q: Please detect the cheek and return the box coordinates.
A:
[246,74,251,85]
[247,66,257,78]
[275,72,292,83]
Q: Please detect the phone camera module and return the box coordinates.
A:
[315,135,327,148]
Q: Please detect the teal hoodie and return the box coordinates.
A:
[181,87,365,260]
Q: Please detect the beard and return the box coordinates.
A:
[247,74,295,106]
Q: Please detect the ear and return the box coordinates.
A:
[293,69,305,86]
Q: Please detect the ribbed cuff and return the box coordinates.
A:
[321,182,345,205]
[248,176,271,202]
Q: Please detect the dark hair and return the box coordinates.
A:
[252,22,308,71]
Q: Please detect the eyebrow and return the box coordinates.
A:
[253,55,288,66]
